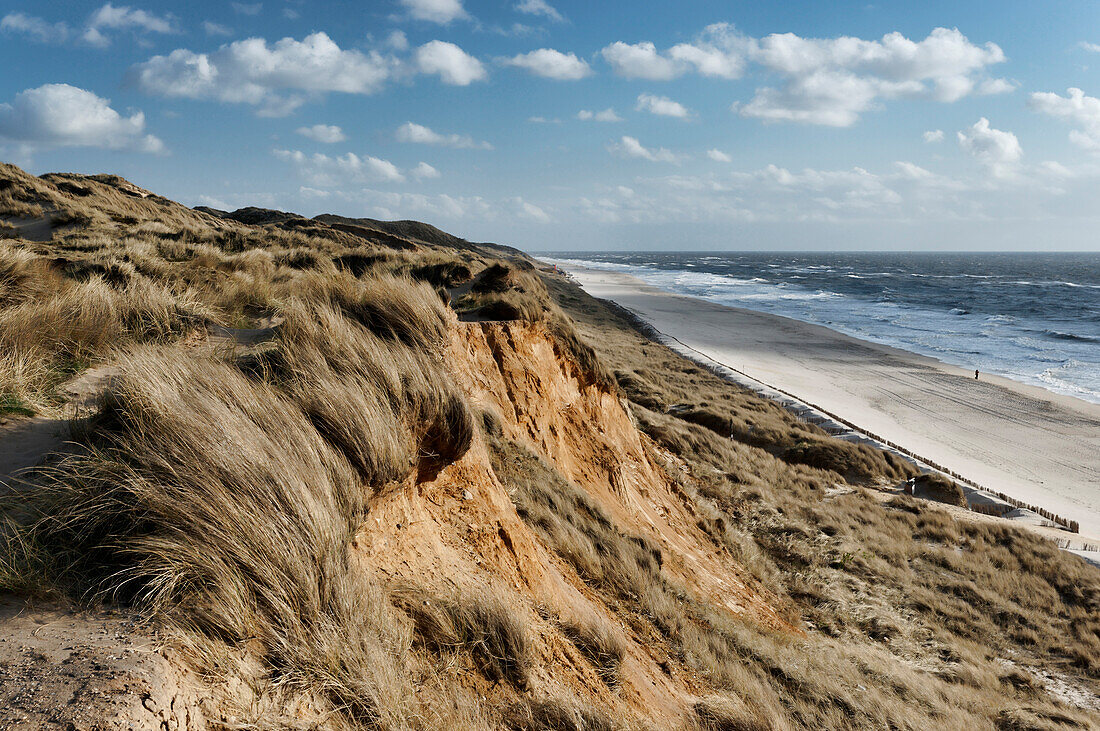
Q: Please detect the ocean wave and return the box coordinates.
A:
[547,253,1100,404]
[1043,329,1100,343]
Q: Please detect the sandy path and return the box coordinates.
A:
[0,366,117,489]
[561,266,1100,538]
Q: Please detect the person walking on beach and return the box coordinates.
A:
[975,369,979,380]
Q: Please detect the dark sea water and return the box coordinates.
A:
[546,252,1100,405]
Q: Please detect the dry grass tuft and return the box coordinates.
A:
[692,696,771,731]
[506,695,620,731]
[561,611,627,686]
[911,472,968,506]
[396,587,534,687]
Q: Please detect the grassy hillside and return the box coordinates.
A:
[1,162,1097,729]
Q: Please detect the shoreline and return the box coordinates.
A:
[544,257,1100,408]
[552,262,1100,545]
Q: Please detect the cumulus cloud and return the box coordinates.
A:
[505,49,591,80]
[83,3,178,47]
[203,21,232,37]
[608,135,677,163]
[514,0,563,22]
[707,149,732,162]
[412,161,441,179]
[296,124,346,143]
[3,4,177,47]
[132,32,395,116]
[601,41,685,80]
[0,83,164,154]
[636,93,691,118]
[604,25,1008,126]
[1079,41,1100,53]
[923,129,945,143]
[0,12,70,43]
[512,196,551,222]
[415,40,486,85]
[577,108,622,122]
[737,27,1010,126]
[601,23,746,80]
[400,0,467,24]
[395,121,492,149]
[1029,87,1100,151]
[957,117,1022,178]
[273,148,405,186]
[386,30,409,51]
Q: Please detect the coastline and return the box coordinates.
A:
[554,262,1100,543]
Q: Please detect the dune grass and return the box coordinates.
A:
[2,164,1098,729]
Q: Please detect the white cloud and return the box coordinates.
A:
[415,41,486,85]
[636,93,691,119]
[512,196,551,222]
[737,27,1009,127]
[0,83,164,154]
[0,12,70,43]
[608,135,677,163]
[894,161,935,180]
[505,48,591,80]
[296,124,346,143]
[203,21,232,37]
[527,116,560,124]
[386,30,409,51]
[601,41,685,81]
[957,117,1022,178]
[923,129,945,143]
[400,0,467,24]
[707,149,732,162]
[132,32,395,116]
[2,4,178,47]
[273,148,405,185]
[412,161,441,179]
[83,3,178,47]
[577,108,622,122]
[601,23,747,80]
[395,121,492,149]
[514,0,563,22]
[1079,41,1100,53]
[1029,87,1100,151]
[231,3,262,15]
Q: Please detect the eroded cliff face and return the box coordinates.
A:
[353,317,796,723]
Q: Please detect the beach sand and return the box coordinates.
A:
[560,265,1100,539]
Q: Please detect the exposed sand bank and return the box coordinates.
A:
[557,264,1100,540]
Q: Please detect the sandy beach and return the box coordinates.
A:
[559,264,1100,539]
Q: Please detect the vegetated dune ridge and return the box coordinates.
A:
[0,162,1096,729]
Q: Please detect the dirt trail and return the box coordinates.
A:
[0,320,282,490]
[0,365,117,490]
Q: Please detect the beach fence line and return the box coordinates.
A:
[603,300,1081,535]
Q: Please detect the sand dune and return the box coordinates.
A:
[561,265,1100,539]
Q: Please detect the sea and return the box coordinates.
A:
[545,252,1100,405]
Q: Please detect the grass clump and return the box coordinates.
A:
[911,472,968,507]
[396,587,533,687]
[561,612,627,686]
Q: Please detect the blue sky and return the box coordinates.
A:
[3,1,1100,251]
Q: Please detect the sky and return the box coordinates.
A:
[3,1,1100,251]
